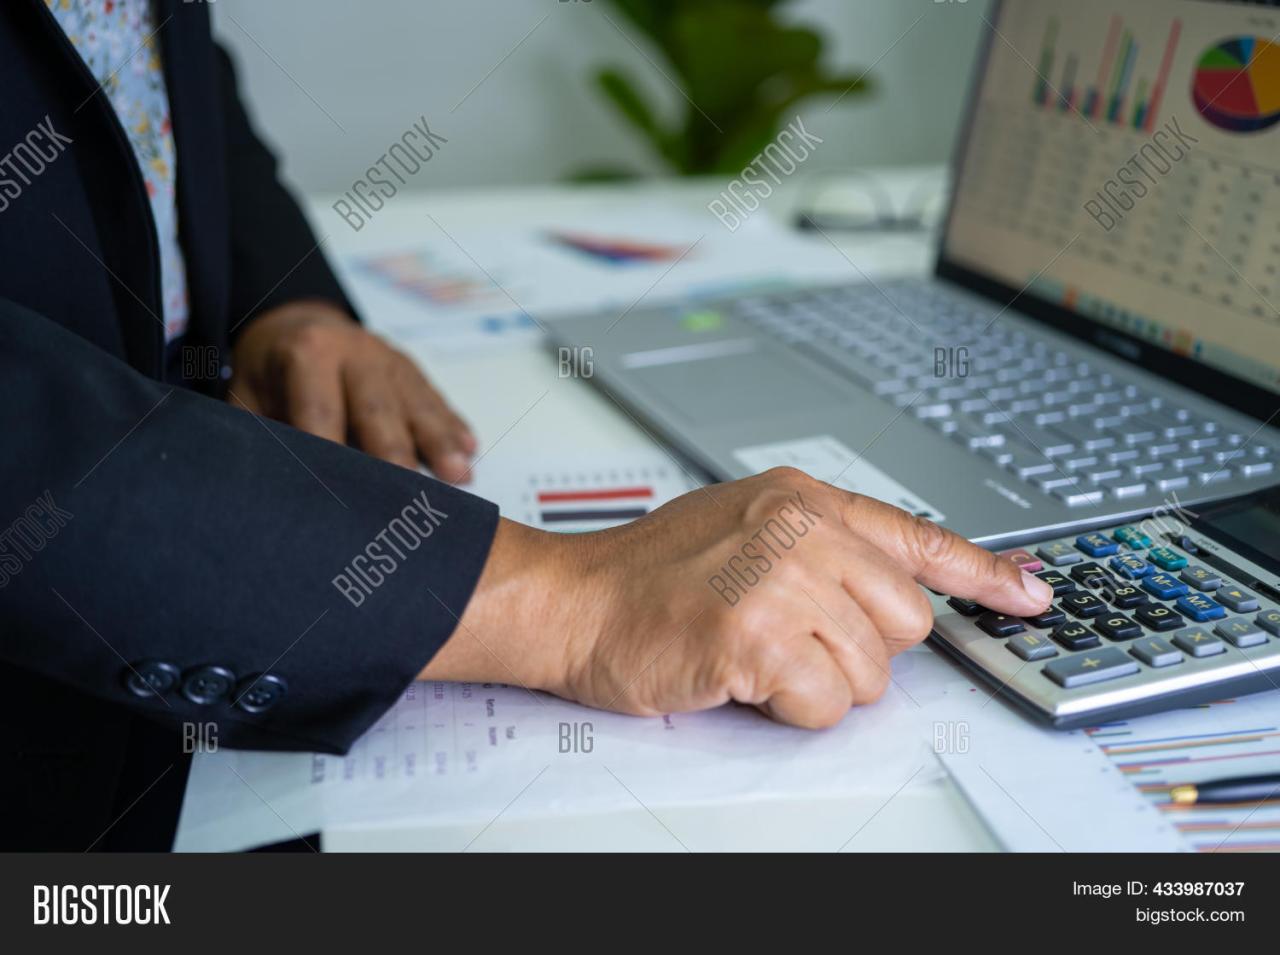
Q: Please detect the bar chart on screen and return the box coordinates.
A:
[1087,692,1280,852]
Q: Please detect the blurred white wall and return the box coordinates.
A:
[211,0,989,193]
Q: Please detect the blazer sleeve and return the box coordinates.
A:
[216,44,358,331]
[0,298,498,754]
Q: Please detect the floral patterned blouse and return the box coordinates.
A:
[47,0,189,342]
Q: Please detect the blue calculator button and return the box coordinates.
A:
[1147,546,1188,571]
[1108,554,1151,579]
[1112,526,1152,548]
[1076,533,1120,557]
[1174,593,1226,622]
[1142,573,1189,599]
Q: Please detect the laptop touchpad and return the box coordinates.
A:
[624,347,849,425]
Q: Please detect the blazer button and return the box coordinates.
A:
[180,665,236,705]
[124,661,181,698]
[233,674,288,714]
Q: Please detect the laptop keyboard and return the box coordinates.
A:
[731,280,1278,507]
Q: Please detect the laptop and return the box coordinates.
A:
[545,0,1280,544]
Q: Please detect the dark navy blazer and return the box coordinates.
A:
[0,0,498,849]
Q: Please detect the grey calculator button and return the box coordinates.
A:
[1172,627,1226,658]
[1179,566,1221,591]
[1257,609,1280,636]
[1007,631,1059,661]
[1036,542,1082,566]
[1216,618,1267,648]
[1129,637,1183,668]
[1042,648,1140,687]
[1215,586,1259,613]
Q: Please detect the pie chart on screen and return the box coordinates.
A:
[1192,36,1280,132]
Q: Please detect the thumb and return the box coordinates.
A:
[846,495,1054,616]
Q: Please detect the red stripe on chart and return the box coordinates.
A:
[537,486,654,504]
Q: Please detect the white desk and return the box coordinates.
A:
[301,169,999,851]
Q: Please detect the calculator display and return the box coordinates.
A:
[1196,487,1280,577]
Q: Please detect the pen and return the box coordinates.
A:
[1169,773,1280,806]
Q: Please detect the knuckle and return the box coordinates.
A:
[905,513,953,567]
[286,323,336,355]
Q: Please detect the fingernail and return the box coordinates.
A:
[445,452,471,482]
[1021,570,1053,606]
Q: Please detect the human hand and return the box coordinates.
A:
[228,300,476,481]
[426,467,1054,728]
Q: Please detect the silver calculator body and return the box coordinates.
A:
[929,487,1280,728]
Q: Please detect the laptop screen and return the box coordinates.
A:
[939,0,1280,421]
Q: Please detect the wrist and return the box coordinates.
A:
[419,518,611,694]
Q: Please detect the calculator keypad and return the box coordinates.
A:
[931,523,1280,723]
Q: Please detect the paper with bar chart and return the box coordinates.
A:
[938,687,1280,852]
[467,450,701,533]
[1087,693,1280,853]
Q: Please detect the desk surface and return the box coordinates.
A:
[301,169,999,851]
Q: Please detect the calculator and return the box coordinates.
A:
[929,486,1280,728]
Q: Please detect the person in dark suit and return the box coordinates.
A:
[1,0,1051,850]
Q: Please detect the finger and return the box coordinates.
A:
[842,495,1053,615]
[756,633,853,729]
[401,372,475,483]
[838,537,937,653]
[344,364,418,469]
[803,583,893,705]
[278,353,346,443]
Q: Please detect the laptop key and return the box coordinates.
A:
[1042,648,1140,688]
[1101,477,1147,499]
[1156,475,1191,492]
[1054,487,1105,507]
[1242,461,1275,478]
[1130,637,1183,667]
[1172,627,1226,657]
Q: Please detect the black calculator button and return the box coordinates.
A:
[976,611,1025,637]
[946,596,984,616]
[1129,637,1183,668]
[1109,584,1148,609]
[1069,562,1110,586]
[1134,603,1185,632]
[1052,622,1101,651]
[1172,627,1226,658]
[1042,648,1140,688]
[1094,614,1143,641]
[1062,592,1108,618]
[1025,606,1066,629]
[1007,631,1058,661]
[1036,571,1076,597]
